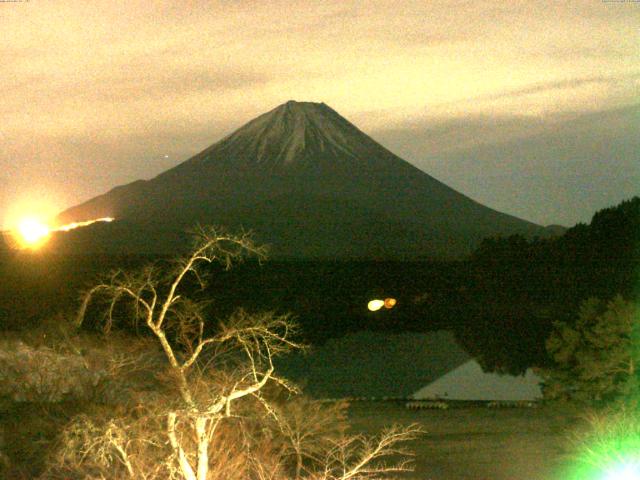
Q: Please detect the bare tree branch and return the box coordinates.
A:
[62,227,420,480]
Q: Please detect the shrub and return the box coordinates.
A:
[541,295,640,406]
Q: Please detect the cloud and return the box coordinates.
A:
[534,45,639,61]
[372,114,550,157]
[79,65,270,103]
[1,0,639,225]
[473,72,640,102]
[372,104,640,226]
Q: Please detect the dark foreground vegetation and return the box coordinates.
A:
[0,196,638,478]
[3,197,638,369]
[1,228,423,479]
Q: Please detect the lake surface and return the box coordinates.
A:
[347,401,578,480]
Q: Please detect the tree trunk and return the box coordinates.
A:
[196,416,209,480]
[167,412,197,480]
[295,448,303,479]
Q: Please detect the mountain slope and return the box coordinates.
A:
[56,101,546,258]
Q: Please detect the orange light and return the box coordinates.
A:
[7,214,115,250]
[15,217,51,248]
[384,298,397,309]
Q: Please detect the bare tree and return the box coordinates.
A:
[73,226,301,480]
[267,398,421,480]
[315,425,421,480]
[57,226,422,480]
[266,398,350,478]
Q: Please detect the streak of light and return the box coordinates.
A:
[55,217,114,232]
[7,216,115,249]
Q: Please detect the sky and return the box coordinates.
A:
[1,0,639,228]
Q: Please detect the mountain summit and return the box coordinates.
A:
[163,100,406,173]
[56,101,546,258]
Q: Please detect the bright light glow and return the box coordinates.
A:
[384,298,397,309]
[604,463,640,480]
[56,217,114,231]
[9,215,115,249]
[16,217,51,247]
[368,299,385,312]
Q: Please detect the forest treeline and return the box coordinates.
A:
[456,196,640,373]
[0,197,638,375]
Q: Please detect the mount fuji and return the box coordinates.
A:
[55,101,548,258]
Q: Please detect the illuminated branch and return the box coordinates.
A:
[67,226,419,480]
[73,227,297,480]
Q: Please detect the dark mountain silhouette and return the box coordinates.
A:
[55,101,550,258]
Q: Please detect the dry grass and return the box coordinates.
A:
[346,401,578,480]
